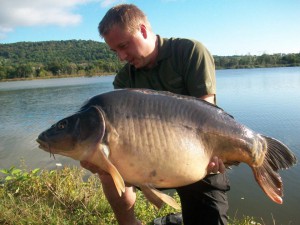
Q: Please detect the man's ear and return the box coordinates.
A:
[140,24,148,39]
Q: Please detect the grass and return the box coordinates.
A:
[0,165,266,225]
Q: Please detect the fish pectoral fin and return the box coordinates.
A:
[94,144,125,196]
[140,184,180,210]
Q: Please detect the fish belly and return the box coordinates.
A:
[107,116,211,188]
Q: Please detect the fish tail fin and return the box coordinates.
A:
[252,136,297,204]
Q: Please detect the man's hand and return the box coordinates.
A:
[207,156,226,174]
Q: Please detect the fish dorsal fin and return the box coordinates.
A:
[130,88,234,119]
[92,143,125,196]
[140,184,180,210]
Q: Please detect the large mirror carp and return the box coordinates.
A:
[37,89,297,209]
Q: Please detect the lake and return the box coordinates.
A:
[1,67,300,225]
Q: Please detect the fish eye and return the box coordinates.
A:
[57,120,68,130]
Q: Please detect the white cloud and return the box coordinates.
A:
[0,0,126,39]
[101,0,121,7]
[0,0,111,39]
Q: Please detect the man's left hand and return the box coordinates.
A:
[207,156,226,174]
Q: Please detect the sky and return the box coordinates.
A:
[0,0,299,56]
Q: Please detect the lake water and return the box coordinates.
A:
[1,67,300,225]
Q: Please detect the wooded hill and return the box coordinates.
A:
[0,40,123,80]
[0,40,299,80]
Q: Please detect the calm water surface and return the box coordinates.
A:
[1,67,299,224]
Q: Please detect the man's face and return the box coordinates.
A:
[103,24,152,69]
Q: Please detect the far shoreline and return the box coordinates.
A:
[0,73,115,83]
[1,65,300,83]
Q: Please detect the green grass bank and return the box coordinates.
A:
[0,165,266,225]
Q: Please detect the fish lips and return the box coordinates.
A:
[36,137,50,152]
[36,131,53,153]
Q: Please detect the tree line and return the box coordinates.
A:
[0,40,123,80]
[0,40,299,80]
[214,53,300,69]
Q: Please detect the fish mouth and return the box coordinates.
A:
[36,138,57,159]
[36,139,50,151]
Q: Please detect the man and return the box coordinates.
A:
[81,4,230,225]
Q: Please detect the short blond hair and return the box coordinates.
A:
[98,4,151,37]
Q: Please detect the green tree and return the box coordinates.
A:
[14,64,33,78]
[0,65,6,80]
[46,62,63,75]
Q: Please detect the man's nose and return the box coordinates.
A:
[117,51,127,61]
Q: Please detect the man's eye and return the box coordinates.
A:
[120,43,128,49]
